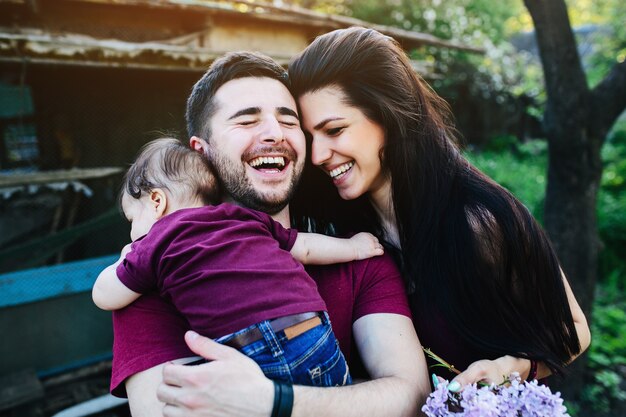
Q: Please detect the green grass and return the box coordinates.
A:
[465,137,547,222]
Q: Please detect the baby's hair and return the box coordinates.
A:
[121,137,220,206]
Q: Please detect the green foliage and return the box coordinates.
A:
[581,289,626,413]
[464,137,547,222]
[346,0,522,44]
[601,125,626,192]
[344,0,543,103]
[598,126,626,282]
[565,0,626,87]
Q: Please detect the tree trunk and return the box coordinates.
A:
[544,142,600,398]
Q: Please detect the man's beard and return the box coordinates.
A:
[206,146,301,215]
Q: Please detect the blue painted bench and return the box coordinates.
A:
[0,255,118,308]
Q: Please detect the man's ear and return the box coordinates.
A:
[190,136,209,154]
[149,188,168,219]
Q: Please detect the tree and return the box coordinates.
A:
[523,0,626,398]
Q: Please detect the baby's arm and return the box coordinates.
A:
[92,244,141,311]
[291,232,384,265]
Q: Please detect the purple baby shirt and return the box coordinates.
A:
[116,203,326,338]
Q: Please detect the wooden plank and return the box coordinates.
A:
[0,208,119,269]
[0,254,118,308]
[0,369,44,411]
[43,360,112,387]
[0,167,123,188]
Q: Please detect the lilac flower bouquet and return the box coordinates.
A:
[421,373,570,417]
[420,349,570,417]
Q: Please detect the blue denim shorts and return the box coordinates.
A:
[217,312,351,387]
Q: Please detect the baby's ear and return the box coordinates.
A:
[150,188,168,218]
[190,136,209,154]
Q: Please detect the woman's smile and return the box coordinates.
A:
[299,86,388,201]
[328,161,355,180]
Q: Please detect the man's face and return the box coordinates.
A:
[201,77,306,214]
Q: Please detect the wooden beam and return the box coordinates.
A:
[0,167,123,188]
[0,369,44,411]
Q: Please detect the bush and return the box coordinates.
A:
[581,287,626,413]
[598,128,626,284]
[465,136,547,222]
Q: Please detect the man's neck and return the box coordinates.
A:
[270,205,291,228]
[222,196,292,228]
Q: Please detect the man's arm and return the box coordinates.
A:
[291,232,384,265]
[157,314,429,417]
[292,313,430,417]
[126,357,198,417]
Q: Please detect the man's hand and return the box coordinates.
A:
[349,232,384,260]
[157,331,274,417]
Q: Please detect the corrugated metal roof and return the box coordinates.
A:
[0,28,436,74]
[61,0,484,52]
[0,0,481,72]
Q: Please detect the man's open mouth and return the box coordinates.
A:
[248,156,288,173]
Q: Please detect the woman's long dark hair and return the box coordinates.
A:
[289,27,580,374]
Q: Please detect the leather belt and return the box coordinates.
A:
[224,312,322,350]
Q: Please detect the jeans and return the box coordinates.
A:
[217,312,351,387]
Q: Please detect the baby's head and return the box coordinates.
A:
[120,138,219,240]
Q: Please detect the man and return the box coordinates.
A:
[112,51,429,417]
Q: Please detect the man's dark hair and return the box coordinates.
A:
[186,51,290,140]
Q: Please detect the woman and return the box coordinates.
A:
[288,26,590,386]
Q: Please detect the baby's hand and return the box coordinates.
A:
[350,232,384,260]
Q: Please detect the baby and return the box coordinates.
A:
[92,138,384,386]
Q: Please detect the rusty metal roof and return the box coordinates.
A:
[0,0,482,72]
[66,0,483,52]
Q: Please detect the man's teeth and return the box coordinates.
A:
[249,156,286,167]
[329,162,354,179]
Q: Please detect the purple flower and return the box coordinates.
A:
[421,374,570,417]
[422,382,455,417]
[517,380,568,417]
[461,386,500,417]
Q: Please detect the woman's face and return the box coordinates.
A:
[298,86,387,201]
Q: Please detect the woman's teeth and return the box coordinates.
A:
[329,162,354,179]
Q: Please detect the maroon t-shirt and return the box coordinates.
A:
[111,253,411,396]
[116,204,325,338]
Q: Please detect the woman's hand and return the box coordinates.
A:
[157,331,274,417]
[450,356,531,391]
